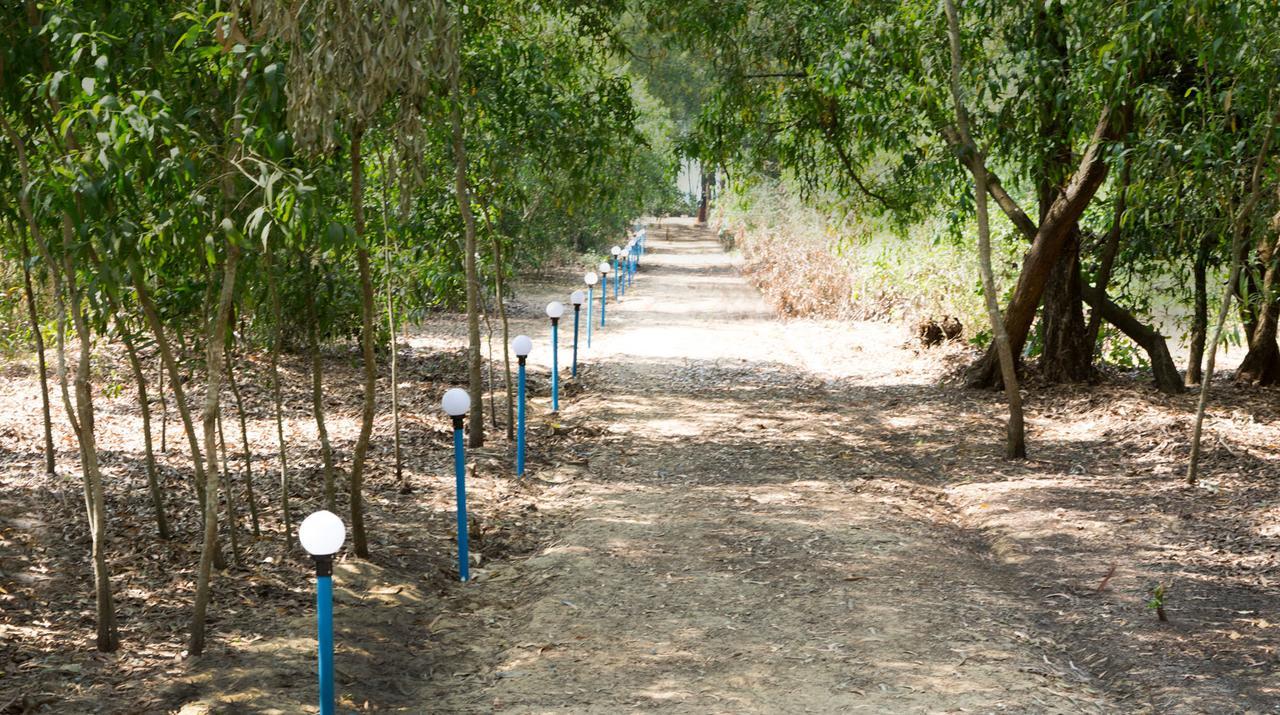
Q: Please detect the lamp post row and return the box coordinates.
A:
[300,226,648,714]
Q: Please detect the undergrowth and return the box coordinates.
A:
[713,178,1022,338]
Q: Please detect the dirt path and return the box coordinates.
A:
[417,219,1116,713]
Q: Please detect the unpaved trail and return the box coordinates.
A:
[417,219,1116,713]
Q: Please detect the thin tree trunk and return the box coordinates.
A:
[944,0,1026,458]
[225,339,260,537]
[449,74,485,448]
[1085,159,1131,351]
[349,126,376,559]
[16,228,56,476]
[478,194,515,439]
[482,291,498,429]
[3,116,117,650]
[188,242,240,656]
[217,407,241,566]
[1188,108,1278,485]
[377,148,406,493]
[159,355,167,453]
[304,254,337,511]
[1186,235,1211,386]
[121,319,170,540]
[262,241,291,535]
[129,258,206,506]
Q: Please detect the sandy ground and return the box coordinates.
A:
[3,218,1276,714]
[413,219,1116,713]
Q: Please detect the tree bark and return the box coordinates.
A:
[262,240,291,535]
[17,229,56,476]
[188,242,240,656]
[1080,287,1183,392]
[1084,160,1130,350]
[304,254,337,511]
[449,77,485,448]
[944,0,1025,458]
[1188,108,1278,485]
[1185,235,1211,386]
[961,110,1125,388]
[1039,228,1094,382]
[2,116,117,650]
[377,149,406,493]
[477,192,515,439]
[348,126,376,559]
[225,338,260,537]
[129,258,207,506]
[1234,233,1280,385]
[121,319,170,540]
[216,408,241,566]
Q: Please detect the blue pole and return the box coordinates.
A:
[453,422,468,581]
[587,286,593,348]
[316,563,335,715]
[572,307,580,377]
[601,277,607,327]
[516,359,526,477]
[551,320,560,412]
[613,257,620,300]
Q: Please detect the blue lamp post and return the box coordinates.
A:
[442,388,470,581]
[611,246,622,299]
[584,272,598,348]
[298,510,346,715]
[598,261,610,327]
[546,301,564,412]
[570,290,585,377]
[512,335,532,478]
[628,242,637,286]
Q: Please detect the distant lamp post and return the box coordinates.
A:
[570,290,585,377]
[611,245,622,299]
[546,301,564,412]
[299,510,346,715]
[627,241,637,286]
[584,272,598,348]
[442,388,471,581]
[598,261,611,327]
[512,335,532,478]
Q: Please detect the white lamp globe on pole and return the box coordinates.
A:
[299,510,346,556]
[513,335,533,357]
[442,387,470,417]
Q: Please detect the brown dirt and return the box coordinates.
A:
[1,218,1277,713]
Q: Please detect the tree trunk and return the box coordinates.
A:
[17,229,56,476]
[159,355,167,453]
[944,0,1025,458]
[121,320,170,540]
[304,254,337,511]
[216,408,241,566]
[1188,108,1279,484]
[188,242,240,656]
[1080,287,1183,392]
[262,240,291,535]
[225,339,260,536]
[348,127,376,559]
[377,149,406,494]
[1084,160,1130,351]
[449,79,485,448]
[2,117,117,650]
[1234,287,1280,385]
[129,259,207,506]
[1186,235,1211,386]
[1039,228,1094,382]
[961,110,1124,389]
[1234,235,1280,385]
[477,193,515,439]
